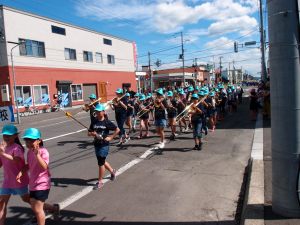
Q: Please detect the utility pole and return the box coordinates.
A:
[148,52,153,93]
[181,32,185,87]
[228,62,231,84]
[218,56,223,84]
[259,0,267,81]
[268,0,300,217]
[194,58,198,86]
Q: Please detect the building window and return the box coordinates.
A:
[71,84,83,101]
[16,85,32,107]
[107,54,115,64]
[19,38,46,58]
[95,52,103,63]
[33,85,49,105]
[83,51,93,62]
[64,48,77,60]
[103,38,112,45]
[51,25,66,35]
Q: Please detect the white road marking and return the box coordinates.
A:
[59,147,156,209]
[43,129,87,142]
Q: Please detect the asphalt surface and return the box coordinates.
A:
[1,96,255,225]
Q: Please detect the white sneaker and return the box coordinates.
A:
[174,133,179,137]
[158,141,165,149]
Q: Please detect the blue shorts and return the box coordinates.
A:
[192,121,202,139]
[30,189,50,202]
[155,119,167,128]
[0,186,28,196]
[95,145,109,158]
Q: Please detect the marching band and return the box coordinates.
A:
[85,83,241,149]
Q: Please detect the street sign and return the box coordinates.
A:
[0,106,15,124]
[244,41,257,46]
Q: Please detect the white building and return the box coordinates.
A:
[0,5,137,108]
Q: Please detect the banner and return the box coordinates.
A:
[0,106,15,124]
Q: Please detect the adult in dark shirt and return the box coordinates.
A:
[88,104,119,190]
[189,94,203,150]
[111,88,129,146]
[154,88,168,148]
[84,94,100,125]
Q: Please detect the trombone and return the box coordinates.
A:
[82,98,102,111]
[175,91,212,123]
[103,93,127,109]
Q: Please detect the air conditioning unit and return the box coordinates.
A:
[0,84,10,102]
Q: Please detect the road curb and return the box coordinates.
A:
[241,114,265,225]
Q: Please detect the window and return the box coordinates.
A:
[83,51,93,62]
[103,38,112,45]
[51,25,66,35]
[71,84,83,101]
[107,54,115,64]
[95,52,103,63]
[15,86,32,107]
[19,38,46,58]
[33,85,49,105]
[64,48,77,60]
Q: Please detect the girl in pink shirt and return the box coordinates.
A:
[0,124,30,225]
[17,128,59,225]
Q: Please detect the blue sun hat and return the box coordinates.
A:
[195,86,200,91]
[115,88,123,94]
[191,93,199,99]
[167,91,173,97]
[231,85,235,90]
[139,94,146,101]
[177,88,183,92]
[178,90,185,95]
[198,90,205,96]
[188,86,194,92]
[156,88,164,96]
[209,92,215,97]
[1,124,18,135]
[227,89,232,93]
[134,93,140,97]
[125,93,130,97]
[89,93,96,99]
[94,104,106,112]
[214,88,219,92]
[203,89,209,95]
[22,128,41,140]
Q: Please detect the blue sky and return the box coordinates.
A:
[1,0,265,76]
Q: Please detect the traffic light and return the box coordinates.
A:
[234,41,238,53]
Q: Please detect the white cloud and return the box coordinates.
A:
[75,0,259,34]
[208,16,258,36]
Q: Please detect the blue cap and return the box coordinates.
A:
[89,94,96,99]
[125,93,130,97]
[198,91,205,96]
[209,92,215,97]
[134,93,140,97]
[195,86,200,91]
[94,104,106,112]
[231,86,235,90]
[177,88,183,92]
[191,93,199,99]
[139,94,146,101]
[116,88,123,94]
[167,91,173,97]
[227,89,232,93]
[156,88,164,96]
[188,86,194,92]
[178,90,185,95]
[1,124,18,135]
[214,88,219,92]
[22,128,41,140]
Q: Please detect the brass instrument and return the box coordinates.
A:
[104,93,126,109]
[82,98,102,111]
[175,91,212,123]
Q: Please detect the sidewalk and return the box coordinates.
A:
[242,116,300,225]
[263,119,300,225]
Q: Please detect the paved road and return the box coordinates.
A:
[2,96,255,225]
